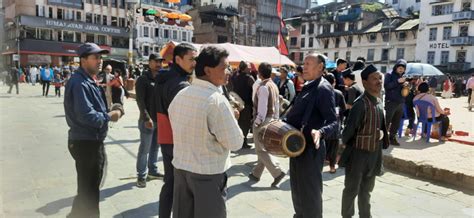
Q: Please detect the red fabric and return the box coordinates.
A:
[277,0,288,56]
[157,113,174,144]
[443,80,451,91]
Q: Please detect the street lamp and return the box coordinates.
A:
[6,19,20,71]
[126,0,140,66]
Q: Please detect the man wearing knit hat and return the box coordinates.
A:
[384,59,408,145]
[340,64,390,218]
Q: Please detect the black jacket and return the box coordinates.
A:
[384,59,407,104]
[135,70,157,122]
[230,72,255,106]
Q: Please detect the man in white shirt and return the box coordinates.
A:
[248,62,286,187]
[168,45,243,218]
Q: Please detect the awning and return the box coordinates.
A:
[365,22,382,33]
[396,19,420,31]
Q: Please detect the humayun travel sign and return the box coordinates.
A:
[20,15,128,37]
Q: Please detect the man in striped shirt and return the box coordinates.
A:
[168,46,243,218]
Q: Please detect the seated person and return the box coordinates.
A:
[413,82,450,141]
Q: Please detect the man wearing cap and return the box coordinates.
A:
[135,53,165,188]
[285,53,337,217]
[342,68,363,115]
[331,58,348,93]
[340,64,390,218]
[277,66,296,102]
[64,43,123,217]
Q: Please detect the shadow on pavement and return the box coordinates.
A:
[104,139,140,145]
[227,180,279,200]
[122,126,139,129]
[53,114,65,118]
[36,182,135,216]
[113,201,159,218]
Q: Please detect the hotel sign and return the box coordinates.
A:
[20,15,128,37]
[429,42,450,49]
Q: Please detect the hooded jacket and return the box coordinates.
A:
[154,64,191,145]
[384,59,407,104]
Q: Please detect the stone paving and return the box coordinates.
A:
[1,84,473,217]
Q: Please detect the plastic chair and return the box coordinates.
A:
[413,100,443,142]
[397,104,409,138]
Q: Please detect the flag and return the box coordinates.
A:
[277,0,289,55]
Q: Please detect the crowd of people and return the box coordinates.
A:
[11,40,463,218]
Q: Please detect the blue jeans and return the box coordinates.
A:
[136,120,160,179]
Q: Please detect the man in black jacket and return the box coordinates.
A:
[154,43,197,218]
[331,58,348,93]
[384,59,407,146]
[230,61,255,149]
[135,54,165,188]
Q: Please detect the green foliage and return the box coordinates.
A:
[361,3,383,12]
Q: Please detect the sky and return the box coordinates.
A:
[315,0,385,6]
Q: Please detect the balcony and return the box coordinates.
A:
[452,11,474,21]
[450,36,474,46]
[447,62,472,71]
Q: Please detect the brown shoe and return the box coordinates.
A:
[248,173,260,182]
[404,128,411,137]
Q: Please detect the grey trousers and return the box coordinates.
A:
[173,168,228,218]
[251,118,284,179]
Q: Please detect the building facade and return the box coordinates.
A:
[236,0,257,46]
[293,2,419,72]
[386,0,421,17]
[188,4,238,44]
[2,0,132,67]
[135,2,193,62]
[416,0,473,73]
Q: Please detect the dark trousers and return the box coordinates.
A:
[42,81,50,96]
[160,144,174,218]
[290,143,326,218]
[385,101,404,138]
[173,169,227,218]
[325,139,338,168]
[426,115,450,137]
[237,106,252,146]
[8,82,18,94]
[468,89,472,104]
[67,140,105,218]
[55,86,61,97]
[341,148,381,218]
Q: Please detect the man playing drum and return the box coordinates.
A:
[248,62,286,187]
[285,53,338,217]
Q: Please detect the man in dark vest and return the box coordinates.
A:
[340,64,390,218]
[285,53,337,217]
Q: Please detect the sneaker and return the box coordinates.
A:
[248,173,260,182]
[390,138,400,146]
[147,172,164,180]
[136,177,146,188]
[271,172,286,187]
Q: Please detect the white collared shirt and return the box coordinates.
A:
[169,78,244,175]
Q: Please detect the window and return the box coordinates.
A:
[382,32,389,42]
[94,0,100,4]
[98,35,107,45]
[301,38,305,47]
[399,32,406,41]
[432,4,453,16]
[290,53,295,61]
[76,11,81,21]
[443,27,451,40]
[164,29,169,38]
[335,37,340,48]
[397,48,405,60]
[301,25,306,35]
[112,37,127,48]
[86,34,95,43]
[346,51,351,62]
[119,18,126,27]
[309,37,313,48]
[86,0,92,3]
[335,23,345,32]
[95,15,101,24]
[103,0,108,5]
[86,13,92,23]
[441,51,449,65]
[182,32,187,41]
[381,49,389,61]
[334,52,339,60]
[57,8,63,19]
[290,37,297,46]
[456,51,466,62]
[173,30,178,40]
[369,33,376,42]
[155,28,160,38]
[323,24,330,33]
[112,0,117,7]
[429,28,437,41]
[49,7,53,18]
[348,22,357,31]
[63,31,75,42]
[367,49,375,61]
[119,0,125,9]
[460,25,469,37]
[143,27,149,37]
[38,29,52,40]
[462,1,471,11]
[111,16,118,26]
[324,40,329,49]
[103,16,107,25]
[143,45,150,57]
[427,51,435,64]
[308,23,314,34]
[36,5,40,16]
[392,0,398,4]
